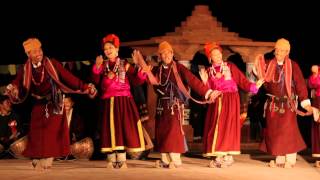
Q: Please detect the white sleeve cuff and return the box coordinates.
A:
[205,89,213,100]
[300,99,311,109]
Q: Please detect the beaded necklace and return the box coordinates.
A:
[159,64,173,86]
[106,59,120,72]
[105,58,120,79]
[32,66,45,86]
[209,62,223,79]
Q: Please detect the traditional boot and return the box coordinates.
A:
[106,161,116,169]
[268,160,276,168]
[106,153,116,169]
[155,153,171,168]
[45,157,54,169]
[168,162,176,169]
[169,153,182,168]
[209,157,225,168]
[155,160,169,168]
[116,152,127,169]
[223,155,234,167]
[284,153,297,168]
[274,156,286,168]
[33,159,45,171]
[31,159,39,169]
[284,161,294,168]
[118,161,128,169]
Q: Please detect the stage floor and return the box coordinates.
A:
[0,152,319,180]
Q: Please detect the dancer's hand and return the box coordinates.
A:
[256,79,265,88]
[199,68,208,84]
[95,55,104,68]
[208,90,221,103]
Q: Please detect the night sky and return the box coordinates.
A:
[1,0,318,76]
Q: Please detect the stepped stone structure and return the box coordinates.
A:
[122,5,275,63]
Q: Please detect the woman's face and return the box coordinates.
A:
[103,43,119,60]
[210,49,223,64]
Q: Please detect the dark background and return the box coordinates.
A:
[1,0,318,76]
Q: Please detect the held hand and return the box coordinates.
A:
[12,87,19,98]
[85,83,97,98]
[132,49,149,71]
[304,106,320,122]
[142,65,152,73]
[199,68,208,84]
[304,105,313,115]
[304,110,313,116]
[209,90,222,103]
[297,111,306,116]
[95,55,104,67]
[256,79,265,89]
[5,84,19,100]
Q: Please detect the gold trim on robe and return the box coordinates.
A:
[203,95,241,157]
[101,97,145,153]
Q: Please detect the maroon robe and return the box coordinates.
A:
[153,62,209,153]
[260,60,308,155]
[12,58,87,158]
[203,62,255,156]
[309,75,320,157]
[92,59,145,153]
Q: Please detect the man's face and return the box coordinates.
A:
[160,49,173,65]
[63,98,74,111]
[103,43,119,60]
[27,48,43,64]
[210,49,223,64]
[0,99,12,113]
[275,47,289,62]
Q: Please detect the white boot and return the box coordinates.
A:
[117,152,127,169]
[106,153,116,169]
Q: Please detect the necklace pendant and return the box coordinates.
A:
[215,72,222,79]
[107,71,115,79]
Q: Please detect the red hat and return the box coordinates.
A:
[204,42,222,58]
[102,34,120,48]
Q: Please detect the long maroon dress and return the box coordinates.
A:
[11,58,88,158]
